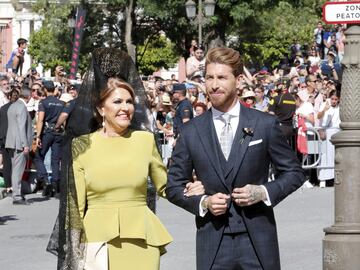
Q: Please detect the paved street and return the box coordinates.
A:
[0,186,333,270]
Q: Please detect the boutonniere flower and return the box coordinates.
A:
[240,127,254,144]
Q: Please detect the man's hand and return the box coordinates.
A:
[232,184,266,207]
[23,146,30,155]
[36,137,42,148]
[183,181,205,197]
[206,193,230,216]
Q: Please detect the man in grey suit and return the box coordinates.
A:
[166,47,306,270]
[5,88,33,204]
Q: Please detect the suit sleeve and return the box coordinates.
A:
[263,119,306,206]
[149,137,167,198]
[166,129,202,216]
[18,104,29,148]
[73,156,86,219]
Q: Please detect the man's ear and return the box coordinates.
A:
[236,74,243,89]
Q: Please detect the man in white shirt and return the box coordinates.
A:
[0,76,10,108]
[167,47,305,270]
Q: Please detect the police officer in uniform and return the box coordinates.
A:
[172,83,194,139]
[268,79,296,144]
[34,81,64,196]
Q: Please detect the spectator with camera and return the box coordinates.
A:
[254,84,269,112]
[186,45,205,79]
[54,65,67,87]
[314,22,324,59]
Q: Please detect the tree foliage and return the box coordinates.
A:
[137,35,179,75]
[27,0,327,73]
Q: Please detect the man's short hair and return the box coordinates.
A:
[0,76,9,82]
[17,38,28,46]
[20,86,31,99]
[172,83,187,96]
[31,82,42,90]
[43,80,56,92]
[205,47,243,77]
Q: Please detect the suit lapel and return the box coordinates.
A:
[227,105,258,185]
[195,111,229,191]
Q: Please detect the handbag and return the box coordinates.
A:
[84,242,108,270]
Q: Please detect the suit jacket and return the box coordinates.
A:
[0,102,11,147]
[5,99,33,151]
[166,104,306,270]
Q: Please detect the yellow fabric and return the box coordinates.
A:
[72,130,172,249]
[108,238,160,270]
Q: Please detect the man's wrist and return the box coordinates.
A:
[201,195,209,209]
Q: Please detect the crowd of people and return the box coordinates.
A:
[0,64,79,203]
[0,21,344,269]
[0,23,342,203]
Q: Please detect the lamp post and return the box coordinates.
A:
[185,0,215,45]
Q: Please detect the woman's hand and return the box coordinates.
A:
[183,181,205,197]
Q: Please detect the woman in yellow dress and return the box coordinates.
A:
[47,48,204,270]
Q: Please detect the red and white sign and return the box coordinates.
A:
[323,1,360,24]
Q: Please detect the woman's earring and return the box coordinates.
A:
[102,114,106,133]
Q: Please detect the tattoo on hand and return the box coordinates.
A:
[250,186,264,202]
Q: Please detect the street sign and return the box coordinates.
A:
[323,1,360,24]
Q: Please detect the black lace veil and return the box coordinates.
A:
[46,48,157,269]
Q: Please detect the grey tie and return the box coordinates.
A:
[219,114,233,160]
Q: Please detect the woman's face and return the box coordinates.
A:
[195,106,205,116]
[99,87,135,134]
[244,97,255,105]
[330,95,339,107]
[10,91,19,102]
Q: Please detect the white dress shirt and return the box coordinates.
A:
[212,101,240,140]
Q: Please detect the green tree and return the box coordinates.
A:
[137,35,179,75]
[28,0,326,73]
[28,0,75,72]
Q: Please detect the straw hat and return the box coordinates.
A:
[162,94,172,106]
[241,90,256,99]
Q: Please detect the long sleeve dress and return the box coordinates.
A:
[72,130,172,270]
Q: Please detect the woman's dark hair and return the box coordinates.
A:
[329,90,340,99]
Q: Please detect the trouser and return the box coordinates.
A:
[211,232,263,270]
[1,147,12,188]
[33,132,63,182]
[7,148,26,200]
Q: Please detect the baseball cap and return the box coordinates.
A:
[42,80,55,90]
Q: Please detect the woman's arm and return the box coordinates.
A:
[73,156,86,219]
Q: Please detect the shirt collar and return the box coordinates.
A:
[212,101,240,119]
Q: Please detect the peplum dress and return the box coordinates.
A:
[72,130,173,270]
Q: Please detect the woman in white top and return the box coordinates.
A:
[317,90,341,187]
[295,90,315,128]
[295,90,315,188]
